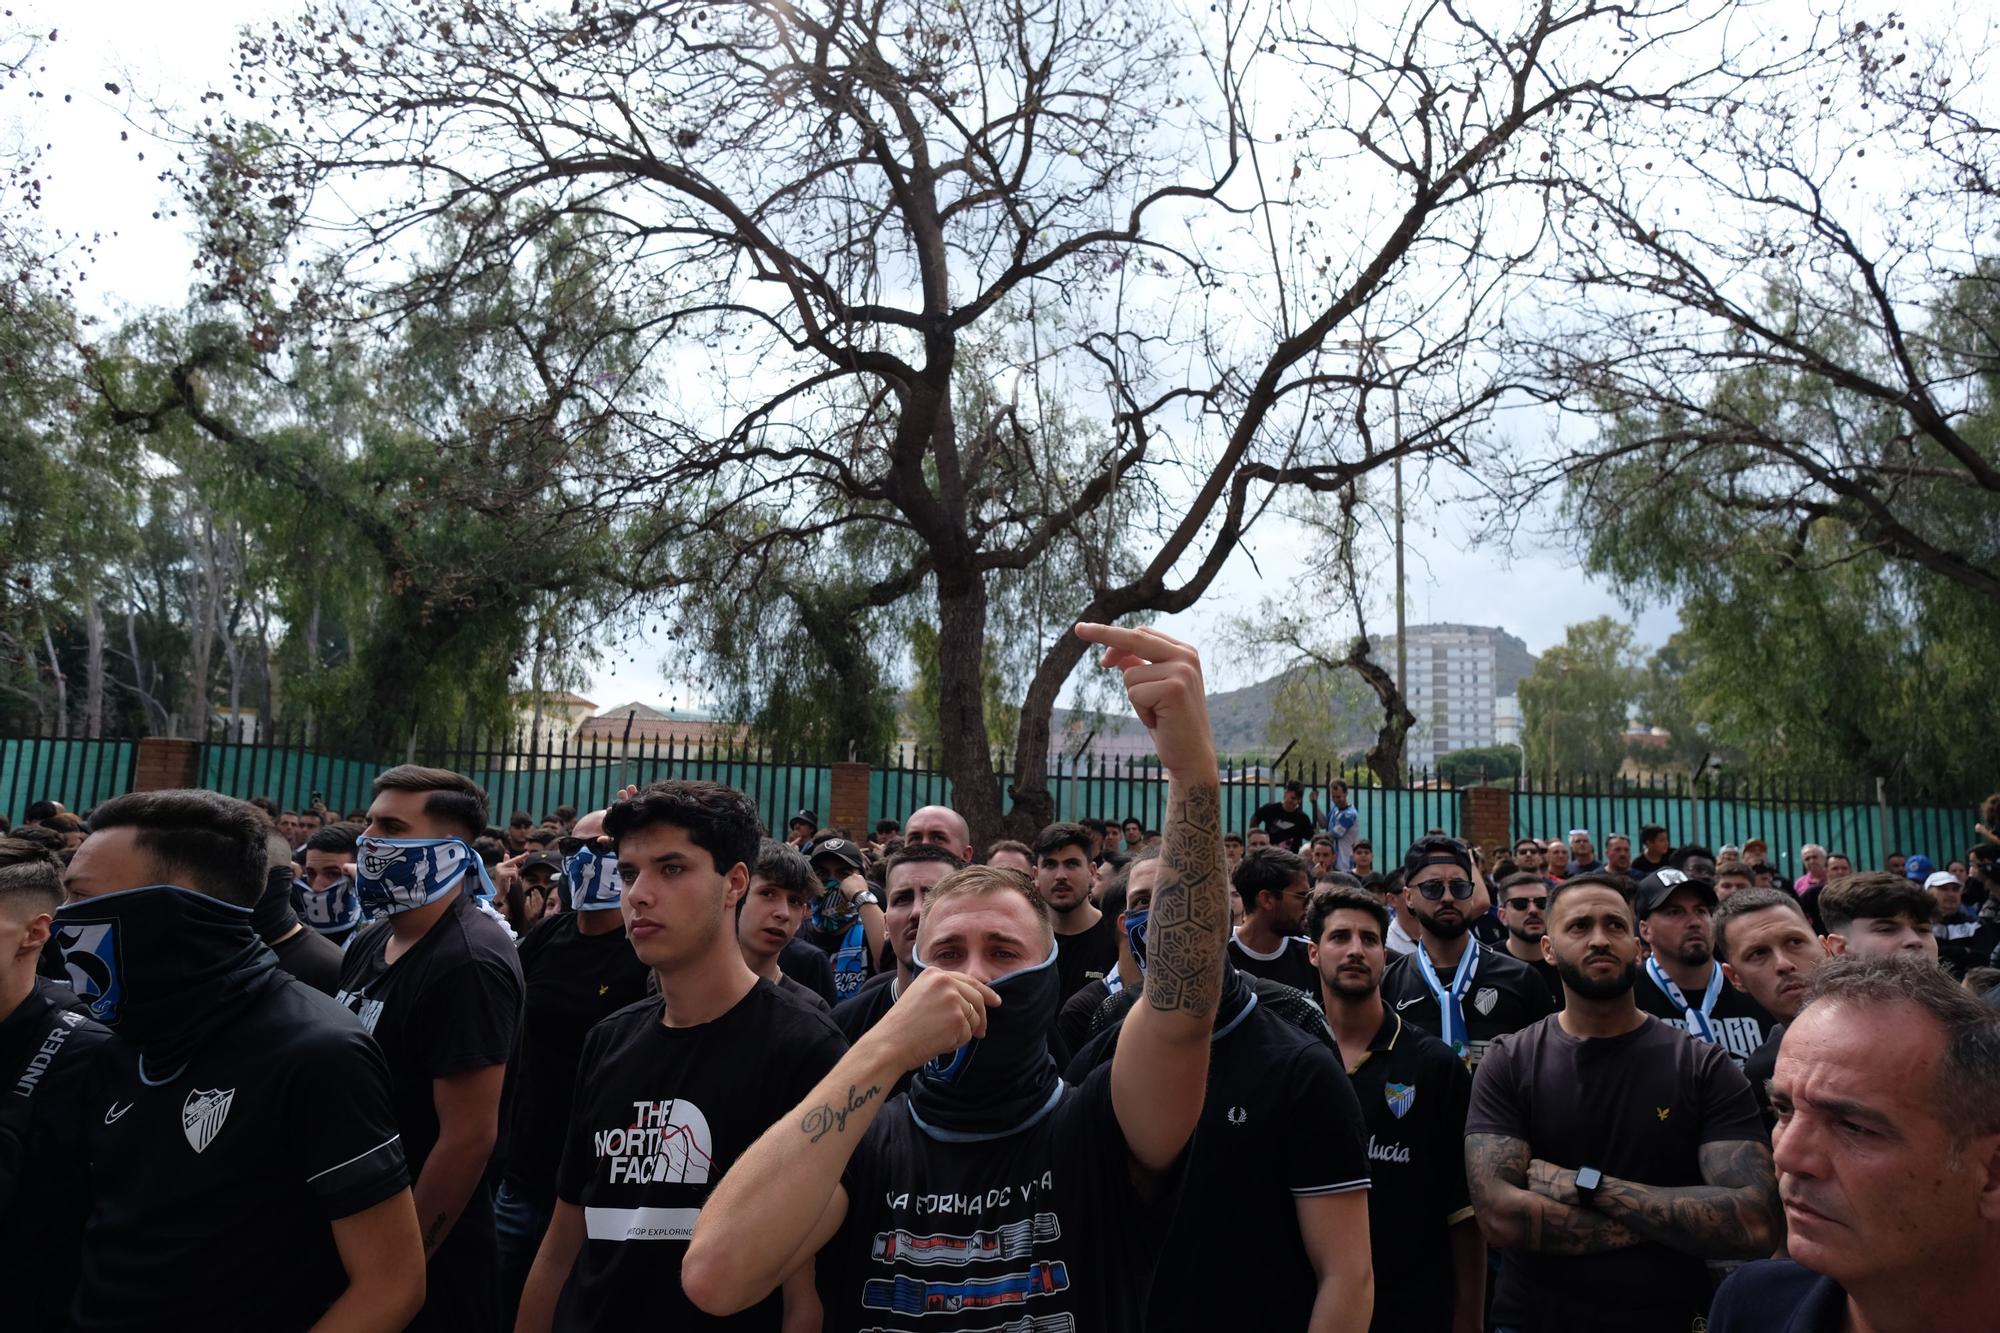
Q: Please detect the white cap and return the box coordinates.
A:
[1924,871,1962,891]
[1567,828,1590,840]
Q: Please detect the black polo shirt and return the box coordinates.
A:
[1344,1011,1475,1333]
[1633,963,1772,1063]
[1066,993,1369,1331]
[1707,1258,1844,1332]
[1380,940,1555,1068]
[1226,932,1322,994]
[1250,802,1314,850]
[73,979,408,1331]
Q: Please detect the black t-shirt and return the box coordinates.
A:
[820,1065,1175,1332]
[779,972,832,1011]
[1935,912,2000,978]
[553,982,846,1331]
[1634,965,1773,1063]
[1057,976,1113,1057]
[1068,1001,1370,1332]
[270,924,345,996]
[1743,1022,1783,1127]
[1466,1014,1768,1333]
[1053,910,1121,1003]
[335,892,524,1330]
[1500,945,1566,1009]
[73,977,409,1331]
[503,912,652,1206]
[1344,1012,1475,1333]
[1250,802,1314,850]
[1380,940,1556,1069]
[1707,1257,1844,1333]
[1226,932,1322,994]
[780,935,840,1006]
[2,978,115,1332]
[832,969,900,1044]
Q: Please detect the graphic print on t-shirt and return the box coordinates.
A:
[582,1098,716,1241]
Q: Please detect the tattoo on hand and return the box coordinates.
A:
[1146,782,1226,1017]
[801,1084,882,1144]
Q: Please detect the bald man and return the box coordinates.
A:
[903,805,974,862]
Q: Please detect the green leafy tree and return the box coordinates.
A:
[1517,617,1637,778]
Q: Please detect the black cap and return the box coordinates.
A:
[790,808,819,829]
[809,838,865,872]
[521,851,564,875]
[1636,868,1717,918]
[1402,834,1473,880]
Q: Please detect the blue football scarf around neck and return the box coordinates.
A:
[906,944,1063,1142]
[1414,938,1481,1059]
[354,835,495,916]
[53,884,288,1080]
[1646,955,1722,1044]
[563,844,623,912]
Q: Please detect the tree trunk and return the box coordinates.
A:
[1003,630,1093,838]
[40,617,67,732]
[1344,637,1415,787]
[932,574,1004,845]
[84,592,106,738]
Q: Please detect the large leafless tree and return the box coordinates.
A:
[188,0,1770,837]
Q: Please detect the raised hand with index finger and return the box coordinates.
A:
[1073,622,1217,777]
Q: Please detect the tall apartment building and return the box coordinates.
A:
[1377,624,1536,770]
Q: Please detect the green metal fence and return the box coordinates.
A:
[1,729,1977,876]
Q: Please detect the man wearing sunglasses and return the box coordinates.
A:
[1380,836,1555,1069]
[1495,872,1563,1009]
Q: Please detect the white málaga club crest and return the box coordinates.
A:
[182,1087,235,1154]
[1473,986,1498,1016]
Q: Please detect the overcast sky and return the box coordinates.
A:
[17,0,1685,711]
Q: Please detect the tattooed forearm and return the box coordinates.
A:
[1144,779,1226,1018]
[1464,1134,1641,1256]
[800,1084,882,1144]
[1586,1141,1779,1259]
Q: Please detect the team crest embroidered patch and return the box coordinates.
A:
[182,1087,235,1154]
[1472,986,1499,1016]
[1385,1082,1416,1119]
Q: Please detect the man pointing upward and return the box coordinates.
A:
[685,622,1230,1331]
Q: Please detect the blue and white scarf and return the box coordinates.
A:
[355,836,495,916]
[563,844,623,912]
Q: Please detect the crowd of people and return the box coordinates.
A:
[0,624,1995,1332]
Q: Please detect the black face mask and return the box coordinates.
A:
[251,866,302,945]
[53,885,287,1077]
[906,945,1062,1141]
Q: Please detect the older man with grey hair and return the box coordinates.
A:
[1708,956,2000,1332]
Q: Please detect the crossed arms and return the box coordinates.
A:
[1464,1134,1778,1258]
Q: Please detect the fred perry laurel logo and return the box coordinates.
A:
[182,1087,235,1154]
[1226,1106,1248,1126]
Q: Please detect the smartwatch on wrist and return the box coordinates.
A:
[1574,1165,1603,1205]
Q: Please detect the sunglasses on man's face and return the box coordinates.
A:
[1413,877,1476,902]
[1505,895,1550,912]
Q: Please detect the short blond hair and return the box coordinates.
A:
[921,865,1054,943]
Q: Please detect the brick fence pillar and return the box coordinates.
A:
[830,761,872,837]
[134,737,200,792]
[1464,785,1512,859]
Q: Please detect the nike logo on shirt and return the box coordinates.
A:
[105,1102,133,1124]
[1395,997,1425,1011]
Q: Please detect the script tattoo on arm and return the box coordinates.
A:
[1144,780,1226,1018]
[1464,1134,1641,1256]
[799,1084,882,1144]
[1585,1139,1779,1259]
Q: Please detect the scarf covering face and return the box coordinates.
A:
[53,884,288,1074]
[295,874,364,936]
[355,835,494,916]
[1124,908,1150,971]
[251,866,303,945]
[906,943,1063,1141]
[563,844,622,912]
